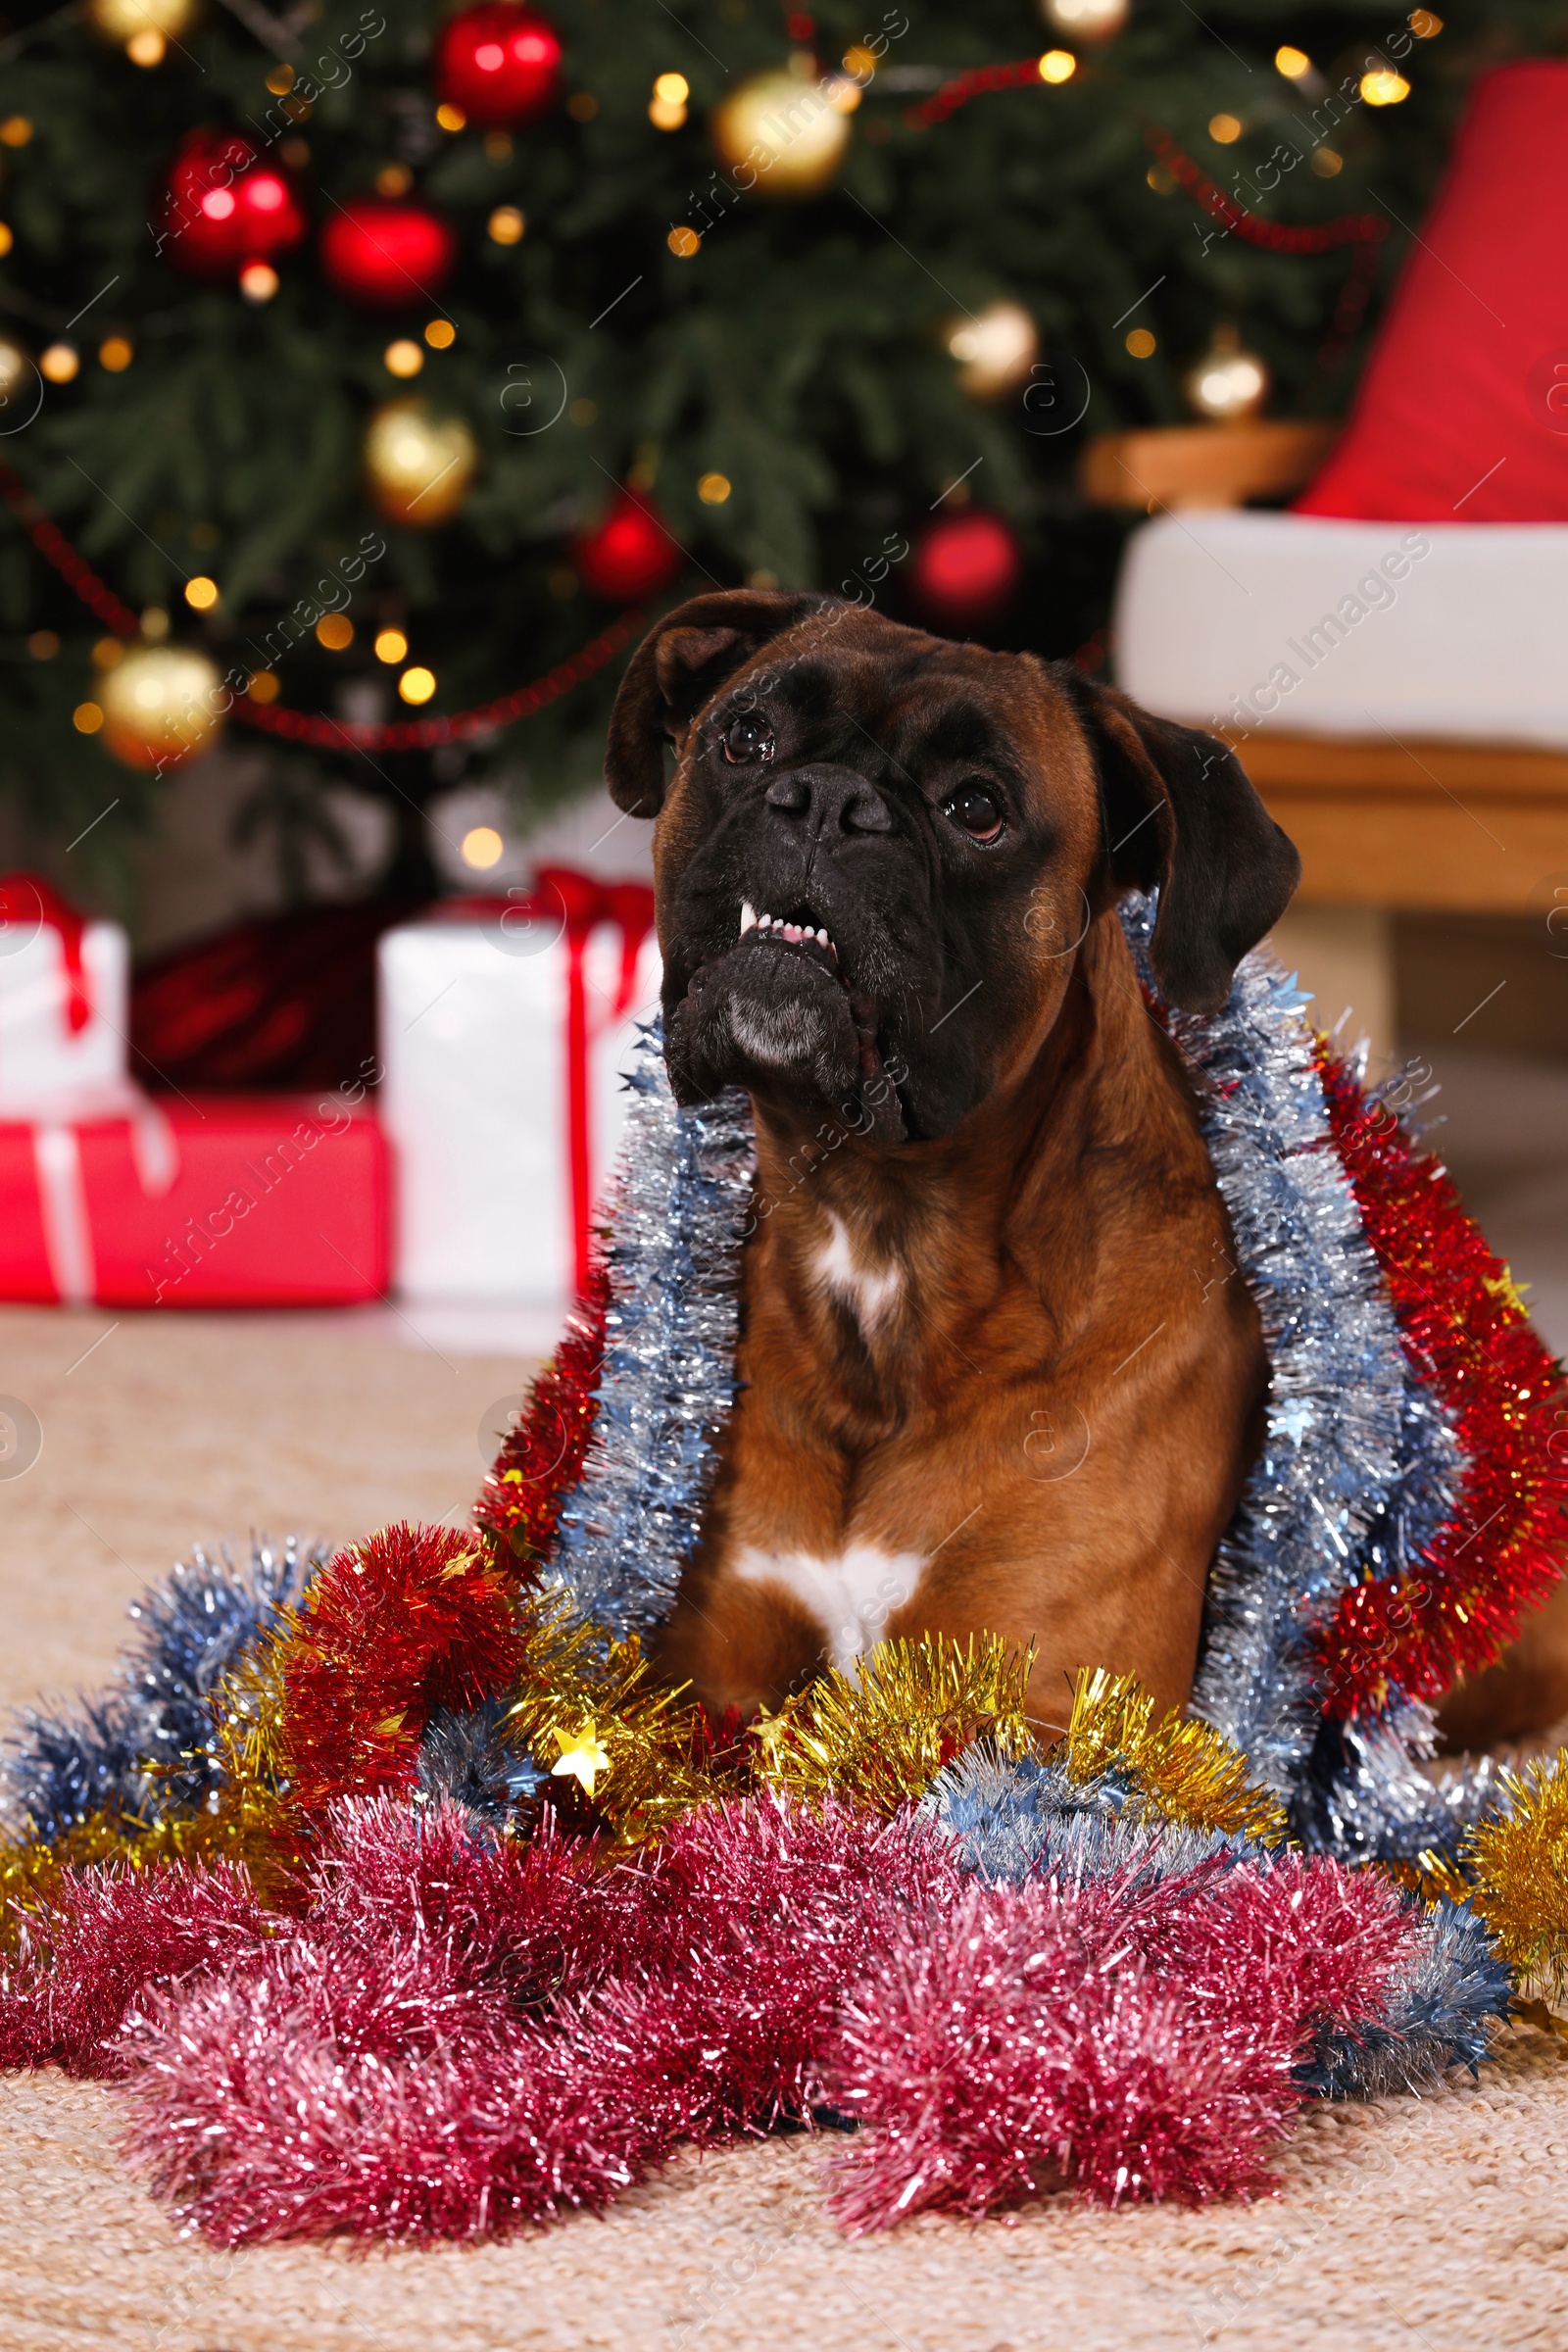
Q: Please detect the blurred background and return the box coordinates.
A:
[1,0,1566,1354]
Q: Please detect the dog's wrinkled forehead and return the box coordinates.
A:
[714,639,1001,749]
[687,614,1096,833]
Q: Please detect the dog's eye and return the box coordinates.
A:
[723,712,775,765]
[942,783,1004,844]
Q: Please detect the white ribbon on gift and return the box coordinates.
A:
[22,1080,179,1306]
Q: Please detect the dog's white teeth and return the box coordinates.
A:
[750,910,836,957]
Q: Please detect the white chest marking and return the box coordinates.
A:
[814,1212,903,1330]
[733,1541,926,1675]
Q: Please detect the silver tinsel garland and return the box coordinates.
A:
[924,1740,1253,1887]
[1119,898,1414,1792]
[547,1032,754,1641]
[1119,902,1497,1863]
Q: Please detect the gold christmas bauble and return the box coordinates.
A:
[364,398,478,528]
[0,333,37,427]
[1183,323,1269,421]
[946,300,1038,399]
[710,67,853,199]
[87,0,199,52]
[99,642,223,771]
[1041,0,1129,38]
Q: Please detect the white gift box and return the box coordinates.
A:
[0,880,135,1119]
[379,885,662,1306]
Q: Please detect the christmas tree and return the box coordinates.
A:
[0,0,1558,904]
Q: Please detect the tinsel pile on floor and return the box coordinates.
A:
[2,902,1566,2247]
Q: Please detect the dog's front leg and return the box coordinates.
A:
[652,1563,828,1721]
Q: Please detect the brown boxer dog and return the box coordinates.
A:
[600,585,1305,1737]
[601,586,1568,1751]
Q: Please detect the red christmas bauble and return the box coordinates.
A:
[318,197,458,310]
[432,3,563,126]
[572,490,683,602]
[156,130,307,282]
[909,509,1023,630]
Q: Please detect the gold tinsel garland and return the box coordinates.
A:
[1465,1753,1568,1997]
[500,1589,729,1843]
[0,1810,200,1948]
[1060,1667,1290,1844]
[0,1629,1297,1937]
[749,1633,1035,1815]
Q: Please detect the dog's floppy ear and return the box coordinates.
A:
[1077,680,1300,1013]
[605,588,837,816]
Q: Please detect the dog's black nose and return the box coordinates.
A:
[764,763,893,837]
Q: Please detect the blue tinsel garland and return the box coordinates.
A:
[2,1536,316,1841]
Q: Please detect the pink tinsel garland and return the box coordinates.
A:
[0,1796,1420,2243]
[827,1853,1414,2229]
[0,1859,269,2079]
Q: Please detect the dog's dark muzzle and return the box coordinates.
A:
[660,761,919,1140]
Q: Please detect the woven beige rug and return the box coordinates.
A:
[2,1304,1566,2352]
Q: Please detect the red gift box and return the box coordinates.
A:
[0,1094,390,1307]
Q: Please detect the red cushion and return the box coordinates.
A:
[1296,60,1568,523]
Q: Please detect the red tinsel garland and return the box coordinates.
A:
[118,1792,967,2241]
[280,1523,525,1812]
[473,1260,611,1562]
[0,1858,269,2078]
[828,1853,1413,2229]
[1310,1049,1568,1716]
